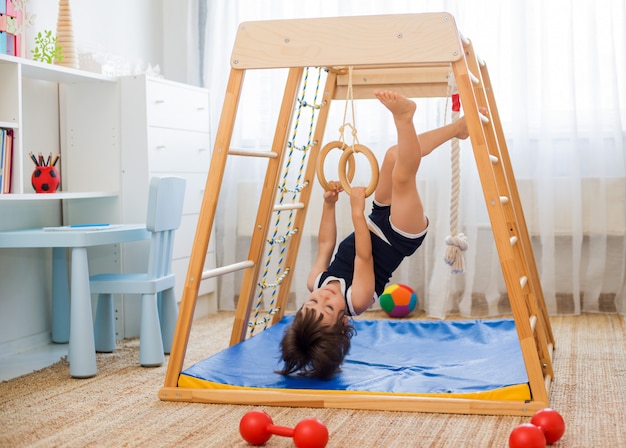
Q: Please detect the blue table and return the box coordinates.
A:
[0,225,150,378]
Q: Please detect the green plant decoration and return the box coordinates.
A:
[31,30,64,64]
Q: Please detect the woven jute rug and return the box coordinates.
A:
[1,312,624,447]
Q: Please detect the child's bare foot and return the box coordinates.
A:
[374,90,416,123]
[455,106,488,139]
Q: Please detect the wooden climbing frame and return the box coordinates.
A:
[159,12,555,416]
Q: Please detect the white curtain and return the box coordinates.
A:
[190,0,626,318]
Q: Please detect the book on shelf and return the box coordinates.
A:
[0,129,3,191]
[1,128,14,194]
[0,1,22,57]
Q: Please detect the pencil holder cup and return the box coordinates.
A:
[32,166,60,193]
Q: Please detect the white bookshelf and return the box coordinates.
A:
[0,192,117,201]
[2,53,114,84]
[0,53,118,199]
[0,55,123,364]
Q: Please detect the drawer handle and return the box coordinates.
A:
[154,99,165,104]
[198,147,208,152]
[196,106,206,111]
[156,145,166,150]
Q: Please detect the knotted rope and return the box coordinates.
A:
[444,75,468,274]
[338,67,360,149]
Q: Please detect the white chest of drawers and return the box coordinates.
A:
[119,75,216,338]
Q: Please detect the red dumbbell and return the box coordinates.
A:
[509,408,565,448]
[509,423,546,448]
[530,408,566,445]
[240,410,329,448]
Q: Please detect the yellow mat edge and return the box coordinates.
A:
[178,374,531,402]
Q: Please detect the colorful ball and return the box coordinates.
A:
[379,284,417,317]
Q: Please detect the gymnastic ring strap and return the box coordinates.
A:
[316,140,356,192]
[338,144,379,197]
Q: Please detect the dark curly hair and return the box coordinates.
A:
[277,307,356,380]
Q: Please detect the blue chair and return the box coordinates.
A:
[90,176,186,367]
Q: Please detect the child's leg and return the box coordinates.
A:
[418,119,469,157]
[374,120,468,206]
[374,91,468,234]
[372,144,398,205]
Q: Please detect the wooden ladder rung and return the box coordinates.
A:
[529,312,554,374]
[459,34,487,68]
[228,148,279,158]
[520,276,528,289]
[202,260,254,280]
[546,342,554,362]
[544,373,553,393]
[274,202,304,211]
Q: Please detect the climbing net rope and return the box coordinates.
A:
[248,67,326,336]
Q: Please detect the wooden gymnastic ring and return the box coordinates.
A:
[338,144,379,197]
[316,140,355,192]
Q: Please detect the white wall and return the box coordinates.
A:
[25,0,191,83]
[161,0,191,83]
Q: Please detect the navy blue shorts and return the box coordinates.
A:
[368,201,427,258]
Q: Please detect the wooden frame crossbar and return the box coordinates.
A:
[160,12,556,416]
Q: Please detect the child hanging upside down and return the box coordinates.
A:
[277,90,471,380]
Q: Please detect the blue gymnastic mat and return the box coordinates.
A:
[180,316,529,394]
